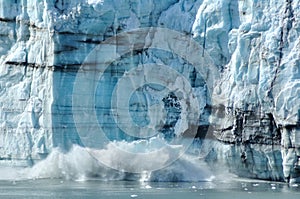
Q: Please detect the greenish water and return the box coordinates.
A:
[0,178,299,199]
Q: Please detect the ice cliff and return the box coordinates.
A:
[194,0,300,182]
[0,0,299,182]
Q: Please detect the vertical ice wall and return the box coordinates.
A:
[0,0,204,164]
[0,0,299,182]
[192,0,300,182]
[0,0,55,165]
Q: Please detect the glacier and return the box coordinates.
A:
[0,0,299,183]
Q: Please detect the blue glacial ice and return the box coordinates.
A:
[0,0,299,182]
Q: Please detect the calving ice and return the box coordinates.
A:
[0,0,299,184]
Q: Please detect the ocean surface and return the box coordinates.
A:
[0,177,299,199]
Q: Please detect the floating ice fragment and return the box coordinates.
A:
[291,184,298,187]
[145,185,152,189]
[87,0,104,5]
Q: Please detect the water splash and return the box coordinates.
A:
[0,139,214,182]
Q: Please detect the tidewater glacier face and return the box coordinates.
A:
[0,0,299,182]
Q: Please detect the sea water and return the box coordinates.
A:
[0,178,299,199]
